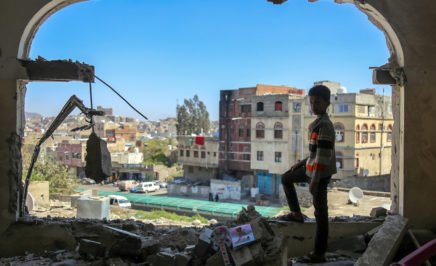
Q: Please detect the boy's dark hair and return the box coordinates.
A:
[308,85,331,103]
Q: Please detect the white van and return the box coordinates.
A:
[132,182,160,193]
[108,195,131,208]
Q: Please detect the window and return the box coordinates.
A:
[188,166,194,173]
[387,124,393,142]
[274,122,283,139]
[275,152,282,163]
[240,105,251,113]
[293,102,301,113]
[339,104,349,113]
[213,152,217,157]
[239,124,244,137]
[368,106,376,116]
[378,123,383,131]
[246,128,251,137]
[201,151,206,158]
[179,150,184,157]
[186,150,190,157]
[356,125,360,143]
[257,151,264,161]
[194,151,199,158]
[334,123,345,142]
[256,122,265,139]
[242,154,250,160]
[370,124,376,143]
[361,124,368,143]
[275,101,283,111]
[256,102,264,112]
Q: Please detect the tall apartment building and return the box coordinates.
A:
[218,84,305,179]
[250,94,305,197]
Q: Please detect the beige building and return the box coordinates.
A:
[250,93,306,196]
[177,136,219,182]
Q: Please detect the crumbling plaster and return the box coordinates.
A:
[0,0,436,236]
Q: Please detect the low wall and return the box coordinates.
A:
[332,174,390,192]
[167,184,210,198]
[28,181,50,208]
[210,179,241,200]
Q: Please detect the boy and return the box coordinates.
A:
[281,85,337,263]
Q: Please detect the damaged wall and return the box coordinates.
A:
[0,0,85,234]
[362,0,436,228]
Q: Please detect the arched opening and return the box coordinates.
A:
[274,101,283,111]
[361,124,369,144]
[370,124,376,143]
[13,0,407,228]
[256,102,264,112]
[255,122,265,139]
[274,122,283,139]
[355,124,361,144]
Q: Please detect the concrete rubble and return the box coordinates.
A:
[0,206,423,266]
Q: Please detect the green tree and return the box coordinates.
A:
[143,138,173,166]
[23,156,78,195]
[176,94,210,135]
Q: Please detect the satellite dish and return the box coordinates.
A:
[349,187,364,204]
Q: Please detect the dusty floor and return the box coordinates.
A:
[304,189,391,218]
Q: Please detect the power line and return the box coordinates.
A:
[94,74,148,120]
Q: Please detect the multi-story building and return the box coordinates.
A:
[302,83,393,179]
[177,136,219,182]
[250,93,305,197]
[218,84,305,180]
[55,140,87,178]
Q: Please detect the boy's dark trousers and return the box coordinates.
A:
[281,164,331,255]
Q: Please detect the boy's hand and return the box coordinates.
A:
[309,180,319,195]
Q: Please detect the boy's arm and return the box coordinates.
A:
[311,125,334,184]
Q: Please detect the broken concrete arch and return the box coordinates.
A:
[17,0,86,60]
[1,0,435,236]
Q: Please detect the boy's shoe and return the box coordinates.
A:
[279,212,305,223]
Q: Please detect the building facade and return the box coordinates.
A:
[177,136,219,182]
[302,83,393,179]
[218,84,305,179]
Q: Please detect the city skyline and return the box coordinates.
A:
[26,0,390,121]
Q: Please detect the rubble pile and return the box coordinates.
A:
[0,205,290,266]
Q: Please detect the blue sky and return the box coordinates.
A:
[27,0,390,121]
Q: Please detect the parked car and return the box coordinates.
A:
[130,182,159,193]
[108,195,131,208]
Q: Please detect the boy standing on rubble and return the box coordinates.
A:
[281,85,337,263]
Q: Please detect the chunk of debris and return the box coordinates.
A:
[236,205,261,224]
[355,215,408,266]
[78,239,106,258]
[370,207,388,218]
